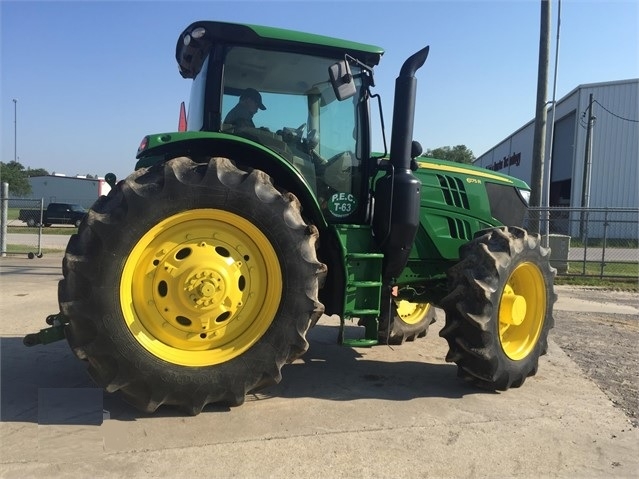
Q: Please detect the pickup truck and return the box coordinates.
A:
[19,203,87,227]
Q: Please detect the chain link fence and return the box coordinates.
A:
[0,196,46,257]
[3,185,637,277]
[526,207,639,279]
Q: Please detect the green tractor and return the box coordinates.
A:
[26,20,556,415]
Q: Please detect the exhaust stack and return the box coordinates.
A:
[389,46,429,170]
[373,46,429,284]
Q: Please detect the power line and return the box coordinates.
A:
[578,96,638,128]
[593,99,639,123]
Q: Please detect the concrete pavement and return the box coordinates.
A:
[1,254,637,478]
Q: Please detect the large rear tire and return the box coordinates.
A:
[439,226,556,390]
[59,157,326,414]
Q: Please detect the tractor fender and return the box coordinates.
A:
[135,133,328,230]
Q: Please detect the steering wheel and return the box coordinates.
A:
[280,123,306,140]
[305,129,319,151]
[280,123,320,156]
[321,150,349,166]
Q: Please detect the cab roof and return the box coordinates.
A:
[176,20,385,79]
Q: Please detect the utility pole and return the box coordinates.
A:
[580,94,595,239]
[544,0,562,246]
[1,182,7,257]
[13,99,18,163]
[530,0,551,232]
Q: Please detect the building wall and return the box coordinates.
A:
[28,176,111,208]
[475,79,639,210]
[477,121,535,185]
[573,80,639,209]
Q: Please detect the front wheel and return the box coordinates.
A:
[60,157,326,414]
[439,227,556,390]
[382,300,436,345]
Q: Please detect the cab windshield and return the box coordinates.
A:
[220,46,366,218]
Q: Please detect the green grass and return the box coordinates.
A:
[8,208,18,220]
[566,261,638,276]
[555,275,637,290]
[4,245,65,254]
[554,261,638,290]
[7,226,77,235]
[569,238,638,248]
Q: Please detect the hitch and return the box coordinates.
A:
[23,313,69,347]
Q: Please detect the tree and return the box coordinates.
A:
[425,145,475,164]
[0,161,32,196]
[26,167,49,177]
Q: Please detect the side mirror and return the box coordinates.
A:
[328,60,356,101]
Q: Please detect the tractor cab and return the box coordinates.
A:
[177,21,385,222]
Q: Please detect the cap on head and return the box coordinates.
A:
[241,88,266,110]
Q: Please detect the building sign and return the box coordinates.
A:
[486,152,521,171]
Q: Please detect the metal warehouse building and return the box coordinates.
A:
[28,175,111,208]
[475,79,639,210]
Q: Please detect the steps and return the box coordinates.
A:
[335,225,384,347]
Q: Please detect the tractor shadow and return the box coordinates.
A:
[0,336,120,425]
[1,321,483,423]
[255,322,480,404]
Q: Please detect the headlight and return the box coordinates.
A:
[518,188,531,205]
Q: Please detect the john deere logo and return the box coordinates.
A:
[328,192,357,218]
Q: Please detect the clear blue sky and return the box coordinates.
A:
[2,0,637,181]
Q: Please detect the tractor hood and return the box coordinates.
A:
[373,154,530,191]
[416,157,530,190]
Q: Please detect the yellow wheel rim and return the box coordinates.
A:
[498,262,546,360]
[395,300,431,325]
[120,209,282,367]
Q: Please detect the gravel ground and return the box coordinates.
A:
[552,286,639,428]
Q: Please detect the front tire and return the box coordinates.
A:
[383,300,436,345]
[60,157,326,414]
[439,227,556,390]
